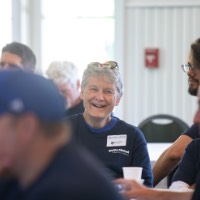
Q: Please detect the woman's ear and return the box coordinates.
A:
[115,97,121,106]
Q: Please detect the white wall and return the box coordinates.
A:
[114,0,200,126]
[12,0,42,74]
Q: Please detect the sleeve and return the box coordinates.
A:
[171,140,197,186]
[182,124,199,139]
[130,128,153,188]
[169,180,190,190]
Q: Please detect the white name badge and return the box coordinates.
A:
[107,135,127,147]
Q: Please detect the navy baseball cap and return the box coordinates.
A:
[0,70,66,122]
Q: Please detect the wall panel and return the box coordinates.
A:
[122,1,200,126]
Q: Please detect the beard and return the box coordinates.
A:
[188,87,198,96]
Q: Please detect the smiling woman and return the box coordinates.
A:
[67,61,153,187]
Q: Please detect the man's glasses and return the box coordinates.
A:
[88,61,118,69]
[0,62,21,70]
[181,63,200,73]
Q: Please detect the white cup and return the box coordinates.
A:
[122,167,143,182]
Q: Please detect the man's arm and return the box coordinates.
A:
[114,178,193,200]
[153,135,192,186]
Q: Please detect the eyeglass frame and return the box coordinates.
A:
[88,61,118,69]
[181,63,200,73]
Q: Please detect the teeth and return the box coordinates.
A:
[95,104,102,108]
[93,103,104,108]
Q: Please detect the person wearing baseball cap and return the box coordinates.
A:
[0,70,125,200]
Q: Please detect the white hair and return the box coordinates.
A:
[81,63,123,99]
[46,61,80,86]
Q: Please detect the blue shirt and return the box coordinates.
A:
[65,100,84,117]
[0,142,125,200]
[68,114,153,187]
[182,124,199,139]
[172,138,200,185]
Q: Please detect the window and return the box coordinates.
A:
[0,0,12,48]
[41,0,115,76]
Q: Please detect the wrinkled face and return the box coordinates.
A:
[0,52,23,70]
[0,114,18,176]
[81,75,121,123]
[187,52,200,96]
[57,82,80,109]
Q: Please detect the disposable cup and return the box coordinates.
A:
[122,167,143,182]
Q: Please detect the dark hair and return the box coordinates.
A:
[191,38,200,66]
[2,42,36,71]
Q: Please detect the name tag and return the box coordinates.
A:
[107,135,127,147]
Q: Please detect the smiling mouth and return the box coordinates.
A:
[92,103,106,108]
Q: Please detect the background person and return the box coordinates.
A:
[0,70,125,200]
[169,137,200,190]
[0,41,36,175]
[115,178,193,200]
[115,86,200,200]
[67,61,153,187]
[46,60,84,117]
[0,41,36,71]
[153,38,200,186]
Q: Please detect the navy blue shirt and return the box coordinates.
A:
[65,100,84,117]
[0,142,125,200]
[182,124,199,139]
[68,114,153,187]
[192,171,200,200]
[172,138,200,186]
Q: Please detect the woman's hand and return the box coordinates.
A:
[114,178,147,199]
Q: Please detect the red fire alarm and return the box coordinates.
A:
[144,48,159,68]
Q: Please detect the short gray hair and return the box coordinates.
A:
[46,61,79,86]
[81,62,123,98]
